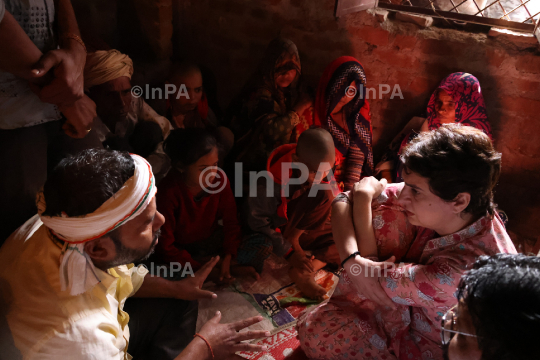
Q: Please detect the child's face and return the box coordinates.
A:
[435,89,456,124]
[183,147,219,190]
[171,71,203,114]
[294,150,336,185]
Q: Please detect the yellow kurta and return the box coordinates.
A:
[0,215,148,360]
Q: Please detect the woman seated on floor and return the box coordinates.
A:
[297,124,516,360]
[377,72,492,183]
[225,37,312,172]
[292,56,374,192]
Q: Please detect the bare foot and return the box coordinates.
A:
[289,267,326,300]
[231,264,260,281]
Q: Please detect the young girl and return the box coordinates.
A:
[155,128,257,283]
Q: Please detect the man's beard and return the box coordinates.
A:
[96,229,161,270]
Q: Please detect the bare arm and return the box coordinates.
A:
[0,1,85,87]
[133,274,177,298]
[0,10,47,82]
[133,257,219,300]
[283,226,305,254]
[54,0,81,37]
[0,1,94,137]
[332,193,396,309]
[174,337,212,360]
[352,192,378,259]
[420,119,429,132]
[331,200,359,264]
[31,0,86,106]
[283,226,314,272]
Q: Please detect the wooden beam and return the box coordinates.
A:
[378,3,535,32]
[336,0,379,17]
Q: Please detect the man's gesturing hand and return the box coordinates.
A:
[198,312,270,358]
[172,256,220,300]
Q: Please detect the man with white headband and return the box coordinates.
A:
[0,149,269,359]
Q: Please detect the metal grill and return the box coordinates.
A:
[377,0,540,32]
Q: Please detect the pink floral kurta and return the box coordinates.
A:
[298,183,516,360]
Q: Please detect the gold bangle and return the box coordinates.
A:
[61,33,87,53]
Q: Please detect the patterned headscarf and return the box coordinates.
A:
[427,72,492,138]
[314,56,374,177]
[259,38,301,81]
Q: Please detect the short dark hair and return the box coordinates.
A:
[129,121,163,158]
[42,149,135,217]
[401,124,501,218]
[457,254,540,360]
[163,128,217,168]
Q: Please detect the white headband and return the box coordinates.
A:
[38,154,157,243]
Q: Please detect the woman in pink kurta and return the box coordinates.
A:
[297,124,517,360]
